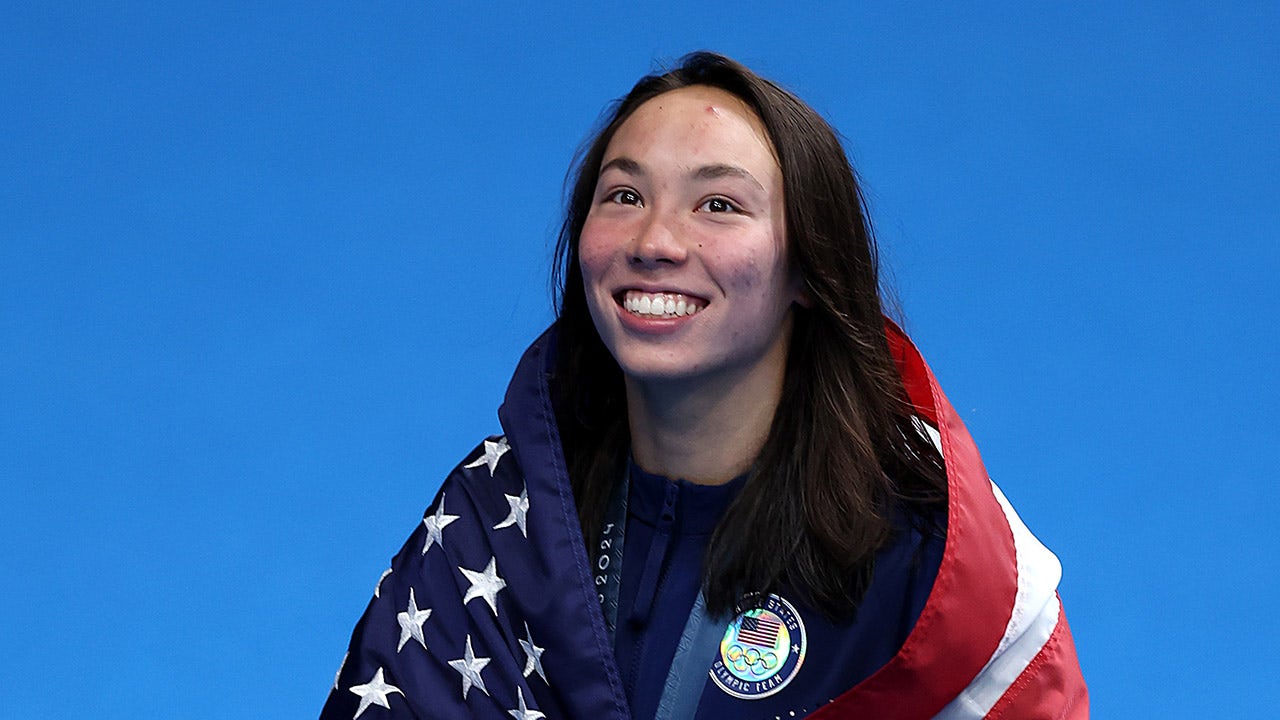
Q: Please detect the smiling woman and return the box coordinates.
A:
[320,52,1088,720]
[579,85,801,486]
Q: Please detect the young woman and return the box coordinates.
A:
[320,52,1087,720]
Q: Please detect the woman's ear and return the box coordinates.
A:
[793,274,814,308]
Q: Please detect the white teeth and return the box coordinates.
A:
[622,291,702,318]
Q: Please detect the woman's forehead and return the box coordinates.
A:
[602,86,779,177]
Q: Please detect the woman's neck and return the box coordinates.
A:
[624,365,784,486]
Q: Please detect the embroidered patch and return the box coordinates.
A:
[710,593,806,699]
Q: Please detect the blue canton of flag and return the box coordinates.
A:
[319,436,554,720]
[320,331,646,720]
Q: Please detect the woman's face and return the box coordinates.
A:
[579,85,803,394]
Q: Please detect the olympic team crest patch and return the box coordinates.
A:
[710,593,807,699]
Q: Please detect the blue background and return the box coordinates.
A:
[3,2,1276,717]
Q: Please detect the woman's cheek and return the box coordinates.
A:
[578,240,608,285]
[577,227,623,312]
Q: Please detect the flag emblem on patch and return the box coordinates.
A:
[710,593,807,700]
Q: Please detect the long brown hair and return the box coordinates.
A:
[552,52,947,619]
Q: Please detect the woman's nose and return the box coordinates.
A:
[628,212,687,267]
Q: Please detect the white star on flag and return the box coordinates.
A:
[493,487,530,538]
[519,622,547,684]
[422,495,460,555]
[396,587,432,652]
[448,634,491,700]
[349,666,403,719]
[507,687,546,720]
[464,436,510,476]
[460,556,507,616]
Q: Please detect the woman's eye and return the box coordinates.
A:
[698,197,738,213]
[606,189,642,206]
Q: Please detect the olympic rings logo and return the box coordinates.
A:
[724,643,782,679]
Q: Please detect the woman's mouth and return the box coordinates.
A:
[620,290,704,318]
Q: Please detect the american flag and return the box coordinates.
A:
[319,325,1088,719]
[737,614,781,648]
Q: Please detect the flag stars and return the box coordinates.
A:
[396,587,432,653]
[519,622,547,684]
[448,634,491,700]
[507,687,546,720]
[460,557,507,616]
[349,667,403,719]
[422,495,460,555]
[494,487,530,538]
[465,436,511,477]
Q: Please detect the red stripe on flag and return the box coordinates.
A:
[808,323,1022,719]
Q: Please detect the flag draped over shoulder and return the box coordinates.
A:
[805,322,1088,718]
[319,324,1087,719]
[320,331,629,720]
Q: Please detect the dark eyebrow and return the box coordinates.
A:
[693,163,764,191]
[599,157,644,177]
[599,158,765,192]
